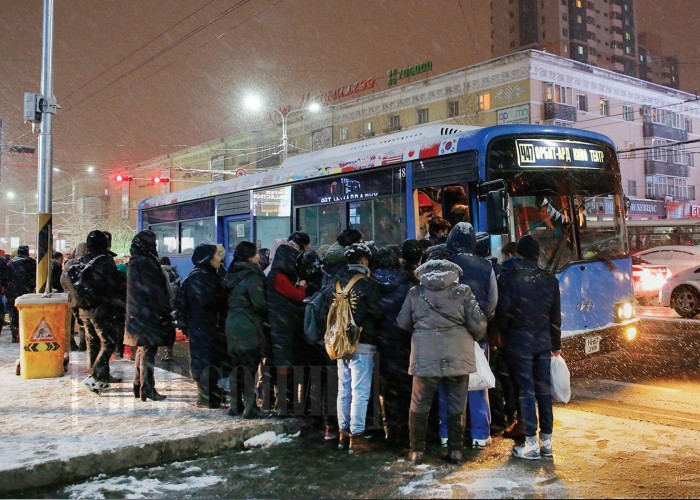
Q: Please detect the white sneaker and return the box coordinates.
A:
[83,376,108,395]
[440,437,448,448]
[472,436,492,449]
[512,438,541,460]
[540,437,553,457]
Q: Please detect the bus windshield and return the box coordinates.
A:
[507,170,628,272]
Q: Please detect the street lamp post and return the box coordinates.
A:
[243,96,321,160]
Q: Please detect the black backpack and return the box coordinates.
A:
[172,276,190,333]
[65,255,107,310]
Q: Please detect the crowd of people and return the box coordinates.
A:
[0,217,561,464]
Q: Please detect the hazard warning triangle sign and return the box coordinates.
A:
[31,319,55,342]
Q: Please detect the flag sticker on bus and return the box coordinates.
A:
[516,139,606,168]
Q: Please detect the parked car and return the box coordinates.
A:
[632,245,700,275]
[659,264,700,318]
[632,255,671,303]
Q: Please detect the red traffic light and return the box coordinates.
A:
[152,176,170,184]
[115,174,133,182]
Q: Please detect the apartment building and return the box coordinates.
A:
[122,50,700,227]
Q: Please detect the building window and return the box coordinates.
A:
[339,127,349,142]
[362,121,373,135]
[599,98,610,116]
[626,180,637,197]
[577,45,585,55]
[650,138,669,162]
[576,0,583,7]
[416,108,429,124]
[563,28,568,36]
[576,15,583,23]
[577,93,588,112]
[448,100,460,118]
[623,104,634,121]
[478,93,491,111]
[389,114,401,130]
[544,83,573,105]
[685,118,693,133]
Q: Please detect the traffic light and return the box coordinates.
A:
[152,176,170,184]
[115,174,133,182]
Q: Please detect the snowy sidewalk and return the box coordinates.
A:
[0,326,300,495]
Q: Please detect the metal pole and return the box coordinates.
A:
[281,111,288,160]
[36,0,55,293]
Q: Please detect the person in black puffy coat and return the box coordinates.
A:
[6,246,36,343]
[125,230,173,402]
[373,248,412,447]
[182,243,228,408]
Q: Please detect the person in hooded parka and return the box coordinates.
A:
[125,230,173,401]
[397,259,487,464]
[445,221,498,450]
[225,241,266,418]
[182,243,228,408]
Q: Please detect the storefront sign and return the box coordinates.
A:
[629,199,665,217]
[387,61,433,87]
[497,104,530,125]
[667,201,700,219]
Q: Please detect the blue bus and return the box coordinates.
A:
[139,124,639,358]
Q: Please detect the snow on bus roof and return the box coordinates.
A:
[140,124,481,209]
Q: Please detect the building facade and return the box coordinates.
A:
[121,50,700,227]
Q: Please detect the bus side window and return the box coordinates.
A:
[440,185,470,228]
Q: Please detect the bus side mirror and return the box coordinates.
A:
[486,189,509,234]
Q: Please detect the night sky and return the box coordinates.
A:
[0,0,697,193]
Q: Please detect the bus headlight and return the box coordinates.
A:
[615,301,635,322]
[625,326,638,341]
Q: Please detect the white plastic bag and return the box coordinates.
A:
[468,341,495,391]
[550,354,571,403]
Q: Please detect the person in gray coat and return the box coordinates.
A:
[397,259,487,464]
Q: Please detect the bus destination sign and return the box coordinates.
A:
[516,139,606,168]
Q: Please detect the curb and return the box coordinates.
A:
[0,419,302,495]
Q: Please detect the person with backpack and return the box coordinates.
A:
[224,241,266,418]
[124,230,173,401]
[6,245,36,343]
[323,243,383,455]
[181,243,228,408]
[73,231,125,394]
[397,258,487,464]
[496,235,561,460]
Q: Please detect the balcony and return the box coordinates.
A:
[645,159,690,178]
[543,102,577,122]
[646,184,696,202]
[642,122,688,141]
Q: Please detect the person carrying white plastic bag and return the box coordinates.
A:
[496,235,562,461]
[468,341,495,391]
[550,353,571,403]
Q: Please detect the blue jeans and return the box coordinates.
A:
[337,346,375,435]
[507,350,553,438]
[468,341,491,440]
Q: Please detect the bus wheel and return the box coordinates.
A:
[671,285,700,318]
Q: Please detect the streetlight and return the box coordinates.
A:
[243,96,321,160]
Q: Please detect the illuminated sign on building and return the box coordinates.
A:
[387,61,433,87]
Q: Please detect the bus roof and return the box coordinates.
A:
[139,123,616,210]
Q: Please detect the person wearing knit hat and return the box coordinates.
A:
[323,241,384,454]
[496,235,562,461]
[181,243,227,408]
[516,235,541,262]
[77,229,124,394]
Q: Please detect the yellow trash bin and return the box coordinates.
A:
[15,293,70,379]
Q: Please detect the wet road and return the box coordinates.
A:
[22,311,700,499]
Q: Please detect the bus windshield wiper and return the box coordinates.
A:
[586,241,617,271]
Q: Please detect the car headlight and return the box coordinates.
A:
[615,301,635,322]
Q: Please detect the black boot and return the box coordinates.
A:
[447,413,465,464]
[408,412,429,463]
[133,384,140,398]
